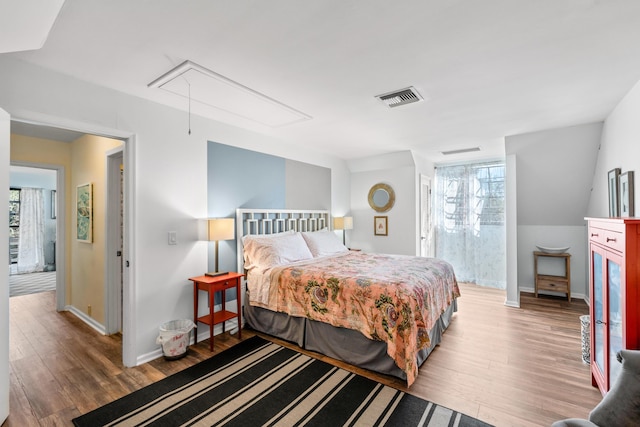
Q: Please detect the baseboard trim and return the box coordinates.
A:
[65,305,106,335]
[504,299,520,308]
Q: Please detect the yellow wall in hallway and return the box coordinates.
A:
[10,134,73,305]
[10,133,122,325]
[70,134,122,324]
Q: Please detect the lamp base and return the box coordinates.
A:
[205,271,228,277]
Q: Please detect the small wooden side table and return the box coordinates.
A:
[189,272,243,351]
[533,251,571,301]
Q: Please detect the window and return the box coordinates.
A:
[438,162,505,233]
[475,163,505,226]
[434,161,506,288]
[9,188,20,264]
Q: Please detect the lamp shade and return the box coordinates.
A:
[343,216,353,230]
[333,216,353,230]
[208,218,235,241]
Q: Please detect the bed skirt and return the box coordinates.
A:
[243,291,457,381]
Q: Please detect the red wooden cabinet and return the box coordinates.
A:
[586,218,640,394]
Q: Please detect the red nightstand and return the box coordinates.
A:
[189,272,243,351]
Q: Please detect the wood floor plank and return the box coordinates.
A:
[5,284,602,426]
[10,356,75,420]
[7,370,39,427]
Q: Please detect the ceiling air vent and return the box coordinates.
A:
[376,86,423,108]
[441,147,481,155]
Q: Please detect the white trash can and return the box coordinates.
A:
[156,319,196,360]
[580,315,590,364]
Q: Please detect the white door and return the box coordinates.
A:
[420,174,432,257]
[105,147,124,334]
[1,109,11,423]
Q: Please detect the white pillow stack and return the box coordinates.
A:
[243,229,349,270]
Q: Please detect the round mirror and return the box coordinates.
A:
[368,183,395,212]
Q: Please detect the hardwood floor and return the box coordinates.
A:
[4,283,602,426]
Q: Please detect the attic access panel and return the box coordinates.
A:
[149,61,311,127]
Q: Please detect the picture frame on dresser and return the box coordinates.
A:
[619,171,634,217]
[608,168,621,217]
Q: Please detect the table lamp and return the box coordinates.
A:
[333,216,353,246]
[206,218,235,277]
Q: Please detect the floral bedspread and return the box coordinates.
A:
[258,251,460,386]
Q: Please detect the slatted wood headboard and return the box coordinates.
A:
[235,208,330,274]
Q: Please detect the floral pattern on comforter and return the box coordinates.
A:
[262,251,460,386]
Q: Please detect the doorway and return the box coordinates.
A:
[420,174,432,257]
[105,147,124,334]
[8,166,59,299]
[7,119,135,367]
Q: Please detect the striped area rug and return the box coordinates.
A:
[9,271,56,297]
[73,336,492,427]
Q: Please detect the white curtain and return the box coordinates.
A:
[16,188,46,274]
[434,162,506,288]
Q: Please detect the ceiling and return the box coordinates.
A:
[5,0,640,163]
[0,0,65,53]
[11,121,84,143]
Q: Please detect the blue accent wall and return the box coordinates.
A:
[207,141,331,303]
[207,142,286,218]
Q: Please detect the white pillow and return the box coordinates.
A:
[242,230,293,268]
[243,231,313,270]
[241,229,294,246]
[301,229,349,257]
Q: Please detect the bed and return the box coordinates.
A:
[236,208,460,386]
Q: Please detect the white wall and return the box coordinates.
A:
[505,154,519,306]
[505,122,602,300]
[1,109,10,425]
[348,151,417,255]
[507,122,602,226]
[588,79,640,218]
[516,225,588,299]
[584,79,640,303]
[0,56,350,365]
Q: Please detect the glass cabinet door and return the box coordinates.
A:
[593,251,605,378]
[608,257,622,387]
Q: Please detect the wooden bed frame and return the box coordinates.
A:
[235,208,457,382]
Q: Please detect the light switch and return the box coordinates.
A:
[168,231,177,245]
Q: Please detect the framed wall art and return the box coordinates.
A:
[608,168,621,217]
[374,216,388,236]
[620,171,635,218]
[76,183,93,242]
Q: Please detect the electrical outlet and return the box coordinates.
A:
[88,305,92,316]
[168,231,177,245]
